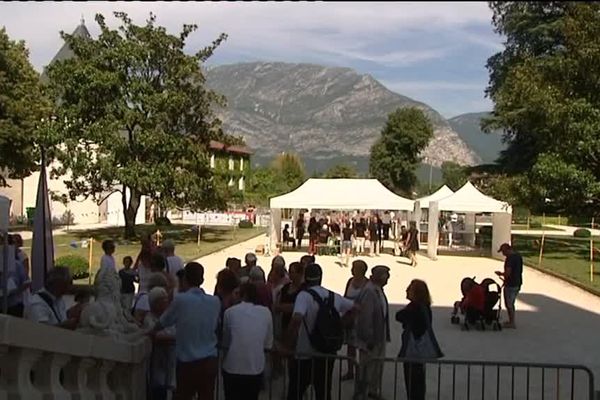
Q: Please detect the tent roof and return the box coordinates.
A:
[433,181,511,213]
[270,178,414,210]
[416,185,454,208]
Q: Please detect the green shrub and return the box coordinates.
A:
[478,226,492,236]
[155,216,171,226]
[238,220,254,229]
[55,255,89,280]
[573,228,592,238]
[529,221,542,229]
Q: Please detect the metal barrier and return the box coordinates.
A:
[360,357,595,400]
[214,351,359,400]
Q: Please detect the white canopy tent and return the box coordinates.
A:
[269,178,414,249]
[413,185,454,224]
[427,181,512,260]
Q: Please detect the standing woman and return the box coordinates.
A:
[295,214,305,249]
[307,217,319,255]
[134,234,156,293]
[342,260,369,380]
[396,279,443,400]
[405,221,420,267]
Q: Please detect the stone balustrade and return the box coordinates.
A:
[0,314,150,400]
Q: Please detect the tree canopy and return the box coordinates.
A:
[46,12,231,237]
[485,2,600,214]
[0,28,49,185]
[323,163,358,179]
[441,161,468,191]
[245,152,306,206]
[369,107,433,195]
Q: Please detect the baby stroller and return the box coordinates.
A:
[451,277,503,331]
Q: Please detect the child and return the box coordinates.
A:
[119,256,137,310]
[100,240,116,273]
[67,287,92,321]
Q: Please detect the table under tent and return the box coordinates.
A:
[268,178,414,253]
[419,181,512,260]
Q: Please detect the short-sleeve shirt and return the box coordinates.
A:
[354,223,366,238]
[100,254,116,273]
[505,253,523,287]
[26,289,67,325]
[166,256,185,281]
[119,269,137,294]
[159,287,221,362]
[222,302,273,375]
[342,228,353,241]
[293,286,354,357]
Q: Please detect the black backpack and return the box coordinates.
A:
[304,288,344,354]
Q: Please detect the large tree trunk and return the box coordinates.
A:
[122,185,142,239]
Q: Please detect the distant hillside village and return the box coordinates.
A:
[0,21,252,226]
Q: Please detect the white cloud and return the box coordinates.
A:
[0,1,496,70]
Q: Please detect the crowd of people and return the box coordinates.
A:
[288,212,421,267]
[1,226,523,400]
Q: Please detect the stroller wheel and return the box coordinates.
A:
[451,316,459,324]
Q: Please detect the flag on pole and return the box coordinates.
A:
[31,153,54,293]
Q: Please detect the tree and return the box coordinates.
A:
[441,161,468,191]
[369,107,433,195]
[323,163,358,179]
[244,166,289,207]
[271,152,306,190]
[47,12,230,238]
[0,28,49,185]
[485,2,600,213]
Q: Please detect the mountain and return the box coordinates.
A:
[206,62,481,169]
[448,112,505,164]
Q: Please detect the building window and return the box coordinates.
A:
[210,154,215,169]
[240,157,244,171]
[238,176,245,191]
[228,177,234,187]
[228,156,234,171]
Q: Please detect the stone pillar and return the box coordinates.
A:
[0,347,43,400]
[33,352,71,399]
[464,213,476,247]
[62,357,96,400]
[427,202,439,260]
[492,212,513,260]
[87,359,116,400]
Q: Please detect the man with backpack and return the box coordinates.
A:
[285,263,356,400]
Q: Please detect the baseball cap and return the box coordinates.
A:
[497,243,512,253]
[305,263,323,283]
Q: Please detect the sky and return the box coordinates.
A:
[0,1,503,118]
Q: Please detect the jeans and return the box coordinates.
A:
[287,358,335,400]
[503,286,521,312]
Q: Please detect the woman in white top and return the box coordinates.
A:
[342,259,369,380]
[134,235,156,293]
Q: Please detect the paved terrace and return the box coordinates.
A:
[196,234,600,397]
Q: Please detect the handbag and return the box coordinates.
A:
[404,330,440,359]
[404,305,443,360]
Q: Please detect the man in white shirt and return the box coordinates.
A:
[285,263,356,400]
[162,239,184,282]
[26,267,78,329]
[222,282,273,400]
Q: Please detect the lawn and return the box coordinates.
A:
[22,224,265,283]
[512,234,600,294]
[511,224,561,231]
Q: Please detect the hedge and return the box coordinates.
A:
[55,255,89,280]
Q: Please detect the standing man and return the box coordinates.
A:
[240,253,258,283]
[153,262,221,400]
[381,211,391,241]
[285,263,355,400]
[355,265,391,400]
[495,243,523,329]
[222,283,273,400]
